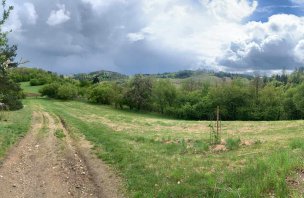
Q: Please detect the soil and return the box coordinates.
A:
[0,111,124,198]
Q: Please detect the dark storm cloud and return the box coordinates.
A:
[6,0,304,74]
[7,0,195,74]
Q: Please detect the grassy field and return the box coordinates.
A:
[18,98,303,197]
[0,100,32,160]
[20,82,43,95]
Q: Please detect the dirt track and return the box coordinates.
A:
[0,111,123,198]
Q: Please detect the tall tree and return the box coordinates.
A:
[153,79,177,114]
[0,1,22,110]
[124,75,153,110]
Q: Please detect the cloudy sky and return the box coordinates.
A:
[4,0,304,74]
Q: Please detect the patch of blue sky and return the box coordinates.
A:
[249,0,304,22]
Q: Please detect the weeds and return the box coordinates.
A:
[54,129,66,139]
[226,137,241,150]
[289,138,304,150]
[221,150,302,197]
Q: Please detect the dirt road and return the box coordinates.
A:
[0,111,123,198]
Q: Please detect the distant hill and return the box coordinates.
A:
[73,69,254,85]
[73,70,128,82]
[142,69,254,80]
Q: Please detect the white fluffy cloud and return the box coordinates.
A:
[6,0,304,74]
[128,0,257,69]
[47,4,70,26]
[219,14,304,71]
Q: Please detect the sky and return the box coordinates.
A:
[3,0,304,75]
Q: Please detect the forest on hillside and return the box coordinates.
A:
[7,67,304,121]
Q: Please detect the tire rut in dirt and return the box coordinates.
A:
[0,111,123,198]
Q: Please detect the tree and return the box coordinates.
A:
[293,83,304,116]
[124,75,153,110]
[88,82,114,104]
[0,1,22,110]
[112,82,125,109]
[57,84,78,100]
[255,85,284,120]
[152,79,177,114]
[39,83,60,98]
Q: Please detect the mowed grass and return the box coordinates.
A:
[28,99,304,197]
[0,100,32,160]
[20,82,43,95]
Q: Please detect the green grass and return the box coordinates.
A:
[20,81,43,95]
[54,129,66,139]
[226,137,241,150]
[290,138,304,150]
[27,98,304,197]
[0,99,32,160]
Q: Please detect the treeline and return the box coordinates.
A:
[9,67,61,86]
[9,67,304,121]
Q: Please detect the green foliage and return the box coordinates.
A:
[39,83,60,98]
[29,78,47,86]
[57,84,78,100]
[13,65,304,121]
[9,67,59,83]
[153,79,177,113]
[254,85,284,120]
[73,70,128,83]
[0,76,23,110]
[124,75,153,110]
[88,82,114,104]
[293,83,304,115]
[0,1,23,111]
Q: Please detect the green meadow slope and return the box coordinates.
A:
[8,98,301,197]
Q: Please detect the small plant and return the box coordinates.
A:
[54,129,66,139]
[289,138,304,150]
[226,137,241,150]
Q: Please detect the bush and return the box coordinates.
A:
[29,78,47,86]
[2,95,23,110]
[0,77,23,110]
[88,83,114,104]
[57,84,78,100]
[226,138,241,150]
[39,83,60,98]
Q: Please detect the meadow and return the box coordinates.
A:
[1,84,304,197]
[12,98,302,197]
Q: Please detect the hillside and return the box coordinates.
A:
[73,70,128,82]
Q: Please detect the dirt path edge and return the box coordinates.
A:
[58,115,125,198]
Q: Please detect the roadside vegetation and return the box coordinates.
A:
[0,100,32,159]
